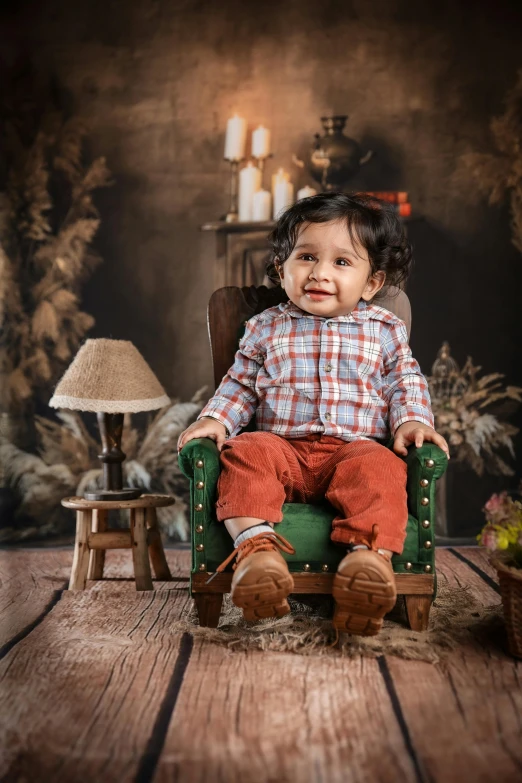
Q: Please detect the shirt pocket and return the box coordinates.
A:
[338,338,383,381]
[264,339,317,398]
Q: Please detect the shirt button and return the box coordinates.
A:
[324,412,331,420]
[326,322,332,327]
[324,363,332,372]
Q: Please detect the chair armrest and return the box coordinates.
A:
[178,439,222,582]
[403,442,448,481]
[177,438,221,481]
[402,444,448,563]
[402,443,448,515]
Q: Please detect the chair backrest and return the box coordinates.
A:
[208,285,411,389]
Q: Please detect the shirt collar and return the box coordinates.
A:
[279,298,369,323]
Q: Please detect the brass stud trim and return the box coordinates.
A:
[195,459,204,468]
[404,562,412,570]
[420,478,429,487]
[424,564,432,573]
[422,519,430,528]
[198,563,206,571]
[303,563,311,571]
[195,524,204,533]
[425,459,435,468]
[424,540,432,549]
[196,481,205,489]
[195,503,203,512]
[421,497,429,506]
[196,543,204,552]
[321,564,329,572]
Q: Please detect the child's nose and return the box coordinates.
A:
[311,260,331,280]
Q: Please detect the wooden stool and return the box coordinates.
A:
[62,494,175,591]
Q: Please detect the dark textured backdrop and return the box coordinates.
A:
[2,0,522,535]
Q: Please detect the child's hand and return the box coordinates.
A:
[393,421,450,459]
[177,417,228,453]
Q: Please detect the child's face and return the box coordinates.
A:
[277,220,385,318]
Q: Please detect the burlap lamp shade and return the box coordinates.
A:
[49,339,170,413]
[50,339,170,500]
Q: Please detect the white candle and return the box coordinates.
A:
[251,125,271,159]
[224,115,247,161]
[273,180,294,219]
[252,189,271,221]
[239,162,262,221]
[272,167,288,189]
[297,185,317,201]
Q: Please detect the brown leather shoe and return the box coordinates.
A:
[209,532,295,622]
[332,525,396,636]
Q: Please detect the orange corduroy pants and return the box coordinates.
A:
[216,432,408,554]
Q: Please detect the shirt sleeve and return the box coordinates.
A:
[197,317,264,438]
[381,320,434,435]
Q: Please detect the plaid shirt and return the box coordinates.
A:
[199,299,434,442]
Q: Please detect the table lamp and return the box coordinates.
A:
[49,338,170,501]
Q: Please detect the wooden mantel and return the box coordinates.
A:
[201,220,276,290]
[201,215,421,291]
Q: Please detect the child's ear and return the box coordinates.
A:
[361,271,385,301]
[275,259,284,285]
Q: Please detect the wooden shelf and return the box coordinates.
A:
[201,214,422,234]
[201,220,276,233]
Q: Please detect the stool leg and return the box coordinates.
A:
[130,508,153,591]
[87,509,108,581]
[69,510,93,590]
[146,507,172,581]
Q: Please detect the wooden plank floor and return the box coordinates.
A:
[0,546,520,783]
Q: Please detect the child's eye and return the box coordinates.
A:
[335,258,350,266]
[299,254,315,261]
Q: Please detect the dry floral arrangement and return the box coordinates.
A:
[454,68,522,254]
[0,75,201,542]
[428,342,522,476]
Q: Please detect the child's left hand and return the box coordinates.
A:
[393,421,450,459]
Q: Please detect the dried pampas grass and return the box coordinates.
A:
[454,68,522,254]
[0,441,75,540]
[1,390,207,542]
[1,97,112,420]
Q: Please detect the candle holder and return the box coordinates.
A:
[224,158,243,223]
[252,153,273,189]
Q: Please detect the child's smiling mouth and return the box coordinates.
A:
[304,288,334,301]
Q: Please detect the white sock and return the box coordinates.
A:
[234,523,273,548]
[349,544,390,557]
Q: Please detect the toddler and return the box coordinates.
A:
[178,192,448,636]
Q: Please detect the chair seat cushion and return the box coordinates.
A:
[203,502,421,574]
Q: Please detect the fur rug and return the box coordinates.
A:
[183,584,504,664]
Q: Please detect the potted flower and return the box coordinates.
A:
[478,491,522,658]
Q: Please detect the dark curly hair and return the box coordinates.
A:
[266,192,412,299]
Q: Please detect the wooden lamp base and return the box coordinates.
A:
[85,411,142,501]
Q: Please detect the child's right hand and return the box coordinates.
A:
[177,417,228,453]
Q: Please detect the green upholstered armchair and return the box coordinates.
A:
[179,285,448,630]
